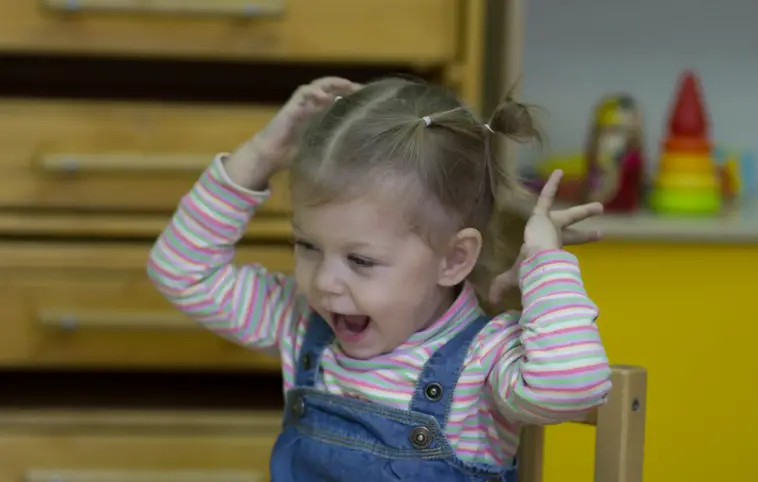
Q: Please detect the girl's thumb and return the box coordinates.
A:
[488,268,518,305]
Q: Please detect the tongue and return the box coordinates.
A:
[341,315,370,333]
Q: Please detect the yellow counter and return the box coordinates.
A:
[544,208,758,482]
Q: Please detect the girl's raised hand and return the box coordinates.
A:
[488,170,604,304]
[251,77,361,172]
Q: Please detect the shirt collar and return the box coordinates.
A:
[400,282,483,348]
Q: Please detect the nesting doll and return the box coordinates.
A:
[584,94,645,211]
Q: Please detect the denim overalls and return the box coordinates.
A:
[269,313,517,482]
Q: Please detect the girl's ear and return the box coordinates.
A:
[436,228,482,287]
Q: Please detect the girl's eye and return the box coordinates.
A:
[294,240,317,251]
[348,255,376,269]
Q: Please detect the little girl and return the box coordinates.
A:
[148,77,611,481]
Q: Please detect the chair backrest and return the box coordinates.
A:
[517,365,647,482]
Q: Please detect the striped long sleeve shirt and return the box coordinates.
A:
[147,155,612,465]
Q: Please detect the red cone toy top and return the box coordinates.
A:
[663,70,711,152]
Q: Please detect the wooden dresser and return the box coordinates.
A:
[0,0,498,479]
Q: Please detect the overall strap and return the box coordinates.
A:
[409,315,491,429]
[294,312,335,387]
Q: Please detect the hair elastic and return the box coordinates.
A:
[422,115,432,127]
[334,96,343,102]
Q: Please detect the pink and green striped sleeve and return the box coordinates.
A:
[147,154,301,353]
[479,250,612,424]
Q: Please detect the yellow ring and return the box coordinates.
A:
[655,172,720,190]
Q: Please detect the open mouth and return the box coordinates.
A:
[331,313,371,341]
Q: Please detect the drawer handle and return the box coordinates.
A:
[37,311,200,331]
[41,0,284,17]
[26,469,264,482]
[37,153,213,175]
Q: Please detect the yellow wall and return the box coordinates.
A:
[544,242,757,482]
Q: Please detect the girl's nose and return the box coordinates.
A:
[313,261,344,296]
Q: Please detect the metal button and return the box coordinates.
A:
[290,395,305,418]
[409,426,433,449]
[424,382,443,401]
[301,353,312,370]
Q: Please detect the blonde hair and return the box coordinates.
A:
[291,77,541,311]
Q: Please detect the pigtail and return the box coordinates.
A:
[488,95,543,144]
[474,95,543,314]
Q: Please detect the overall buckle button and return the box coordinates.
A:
[424,382,443,401]
[409,426,433,449]
[290,394,306,418]
[301,353,312,370]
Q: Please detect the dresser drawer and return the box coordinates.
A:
[0,0,457,63]
[0,409,279,482]
[0,99,290,215]
[0,242,292,369]
[0,213,293,241]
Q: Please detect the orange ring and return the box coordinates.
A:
[657,152,716,174]
[663,136,712,152]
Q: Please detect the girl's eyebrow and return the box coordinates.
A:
[343,240,374,251]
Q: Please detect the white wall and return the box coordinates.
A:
[521,0,758,166]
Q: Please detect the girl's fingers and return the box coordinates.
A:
[562,227,602,245]
[293,78,360,108]
[533,170,563,216]
[552,202,604,227]
[312,77,362,95]
[303,87,333,103]
[296,87,341,117]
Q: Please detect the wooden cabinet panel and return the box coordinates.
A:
[0,242,293,369]
[0,99,290,215]
[0,409,280,482]
[0,0,457,63]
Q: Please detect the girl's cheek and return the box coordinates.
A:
[293,261,313,293]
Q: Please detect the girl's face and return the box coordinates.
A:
[292,195,452,360]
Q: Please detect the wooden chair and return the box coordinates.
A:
[517,365,647,482]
